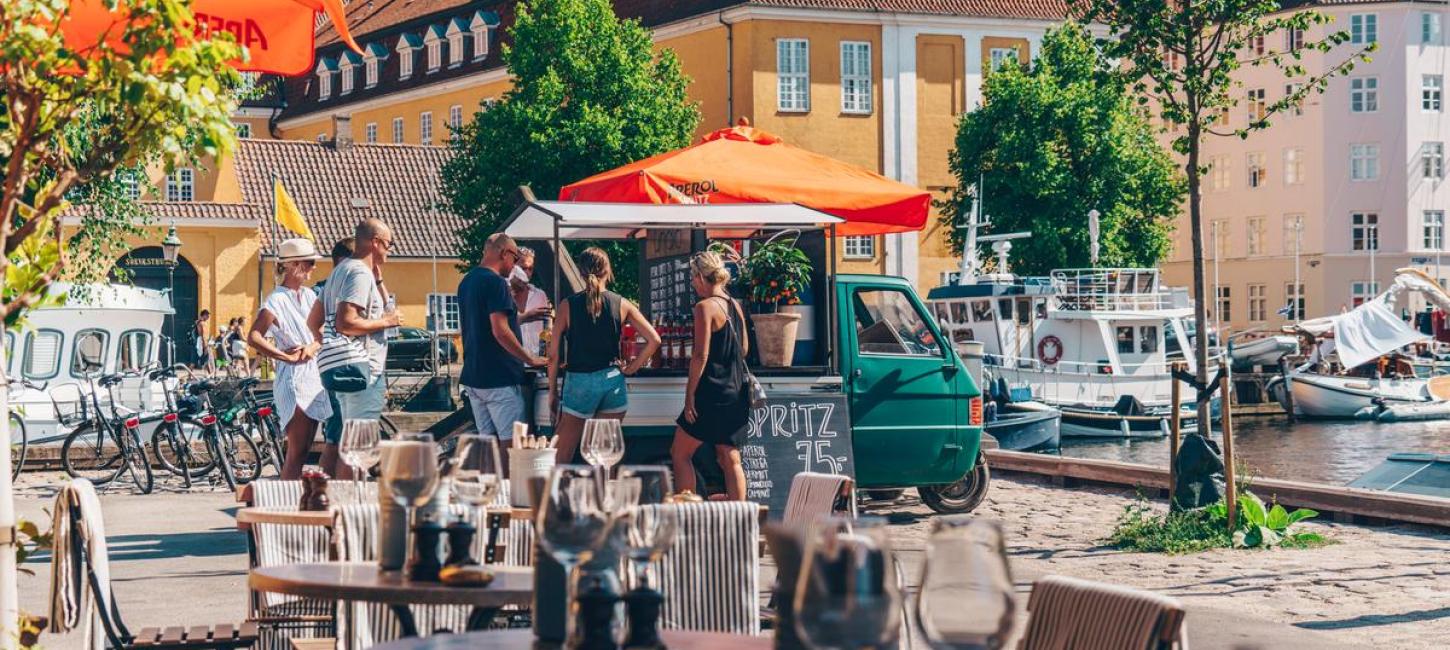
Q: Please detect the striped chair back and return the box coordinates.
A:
[246,480,338,650]
[782,472,856,527]
[1020,575,1187,650]
[643,501,761,635]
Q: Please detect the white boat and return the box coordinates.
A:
[7,282,173,445]
[1229,335,1299,370]
[1268,372,1435,419]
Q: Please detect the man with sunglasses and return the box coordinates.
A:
[460,233,547,447]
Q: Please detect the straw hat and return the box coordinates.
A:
[277,238,322,262]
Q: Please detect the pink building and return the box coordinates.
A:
[1161,2,1450,331]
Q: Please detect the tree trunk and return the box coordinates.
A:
[0,363,17,650]
[1185,122,1213,438]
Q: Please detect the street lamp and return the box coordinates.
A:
[162,224,182,367]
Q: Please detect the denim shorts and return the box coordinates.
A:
[325,372,385,443]
[561,368,628,419]
[463,385,526,440]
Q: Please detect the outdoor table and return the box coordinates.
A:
[235,506,536,531]
[370,628,772,650]
[250,562,534,638]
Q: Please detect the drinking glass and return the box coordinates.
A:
[339,419,382,502]
[537,465,610,645]
[794,517,902,650]
[380,436,441,572]
[451,434,503,525]
[916,518,1015,650]
[624,505,677,588]
[618,465,673,505]
[580,419,625,473]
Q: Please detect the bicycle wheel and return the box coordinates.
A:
[222,425,263,486]
[152,419,215,481]
[256,416,284,478]
[61,422,123,485]
[120,427,154,495]
[9,411,26,482]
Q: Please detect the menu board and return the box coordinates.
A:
[646,255,692,318]
[740,392,856,519]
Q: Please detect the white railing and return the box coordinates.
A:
[1049,268,1176,312]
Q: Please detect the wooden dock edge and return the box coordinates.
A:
[984,449,1450,529]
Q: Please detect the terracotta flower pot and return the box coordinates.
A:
[754,312,802,367]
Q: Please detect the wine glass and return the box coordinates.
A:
[581,419,625,473]
[380,435,441,573]
[917,518,1015,650]
[794,516,902,650]
[537,466,611,647]
[624,505,677,589]
[339,419,382,502]
[618,465,673,505]
[451,434,503,525]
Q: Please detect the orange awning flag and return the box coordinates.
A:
[560,123,932,237]
[59,0,360,76]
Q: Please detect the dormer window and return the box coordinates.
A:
[470,11,497,60]
[446,18,467,68]
[424,25,445,72]
[339,52,359,95]
[396,33,421,80]
[364,42,388,88]
[315,56,336,100]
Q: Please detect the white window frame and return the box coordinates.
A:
[1247,217,1266,255]
[1284,82,1304,116]
[316,65,332,100]
[1352,212,1379,251]
[428,293,461,334]
[1425,12,1443,45]
[1350,76,1378,113]
[988,47,1019,71]
[472,25,489,59]
[840,41,872,114]
[1216,285,1232,322]
[118,171,141,199]
[1209,155,1231,191]
[843,235,876,259]
[365,122,378,143]
[1425,75,1443,112]
[1425,142,1446,179]
[1284,282,1305,320]
[420,111,433,145]
[1351,280,1380,307]
[397,36,417,79]
[1283,148,1303,185]
[1247,151,1266,188]
[1247,88,1266,122]
[777,38,810,113]
[449,104,463,140]
[1283,213,1304,255]
[1426,210,1446,250]
[1286,27,1304,51]
[392,117,405,144]
[364,54,379,88]
[448,31,464,67]
[339,58,354,95]
[425,29,442,72]
[234,122,251,139]
[165,168,193,202]
[1351,13,1378,44]
[1248,283,1267,322]
[1350,143,1379,181]
[1211,219,1230,258]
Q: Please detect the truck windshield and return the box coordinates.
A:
[852,288,943,357]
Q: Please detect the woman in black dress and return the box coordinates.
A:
[670,251,751,500]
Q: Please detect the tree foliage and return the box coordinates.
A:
[1,0,242,327]
[941,22,1183,275]
[441,0,701,297]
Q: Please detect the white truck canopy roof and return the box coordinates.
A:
[502,200,844,240]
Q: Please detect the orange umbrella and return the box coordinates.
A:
[58,0,360,76]
[560,122,930,236]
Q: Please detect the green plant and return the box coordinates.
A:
[15,516,50,576]
[1109,490,1328,554]
[1213,492,1325,549]
[738,237,811,313]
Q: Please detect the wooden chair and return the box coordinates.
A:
[1019,575,1188,650]
[241,480,346,650]
[53,480,258,650]
[782,472,857,528]
[641,501,761,635]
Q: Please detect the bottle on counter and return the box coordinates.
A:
[621,321,636,364]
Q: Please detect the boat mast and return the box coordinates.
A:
[957,174,986,286]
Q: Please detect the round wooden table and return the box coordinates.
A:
[372,628,773,650]
[250,562,534,637]
[235,507,336,530]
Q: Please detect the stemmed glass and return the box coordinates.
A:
[450,434,503,525]
[622,468,676,588]
[380,433,441,573]
[618,465,673,506]
[916,518,1015,650]
[339,419,382,503]
[537,465,611,646]
[581,419,625,474]
[794,516,902,650]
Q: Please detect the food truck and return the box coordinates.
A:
[503,200,989,514]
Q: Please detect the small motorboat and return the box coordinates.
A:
[1229,335,1298,370]
[1269,372,1439,419]
[983,400,1060,451]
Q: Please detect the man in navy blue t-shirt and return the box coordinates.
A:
[460,232,546,443]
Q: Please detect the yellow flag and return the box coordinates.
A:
[273,177,315,240]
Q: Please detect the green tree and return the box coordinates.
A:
[1073,0,1373,437]
[941,22,1183,276]
[0,0,241,641]
[441,0,700,297]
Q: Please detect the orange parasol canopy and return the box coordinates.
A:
[559,123,931,236]
[58,0,360,76]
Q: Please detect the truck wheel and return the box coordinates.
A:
[918,455,990,514]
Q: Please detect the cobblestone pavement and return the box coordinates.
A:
[868,473,1450,650]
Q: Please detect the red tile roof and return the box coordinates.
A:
[232,138,462,259]
[62,201,268,223]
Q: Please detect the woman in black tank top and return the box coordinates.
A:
[547,247,661,464]
[670,251,751,501]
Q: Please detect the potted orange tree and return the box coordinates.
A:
[738,234,811,366]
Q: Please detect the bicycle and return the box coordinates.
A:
[230,378,284,478]
[8,377,45,481]
[147,365,215,489]
[184,378,263,492]
[58,370,155,494]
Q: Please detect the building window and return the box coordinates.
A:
[449,104,463,140]
[1248,284,1267,322]
[1350,76,1377,113]
[1351,280,1379,307]
[843,236,876,259]
[1284,82,1303,116]
[1250,35,1265,56]
[234,122,251,138]
[420,111,433,145]
[428,293,461,334]
[392,117,404,144]
[339,58,355,95]
[1211,219,1230,258]
[1350,143,1379,181]
[1283,148,1303,185]
[840,41,872,114]
[118,170,141,199]
[1247,217,1266,255]
[988,47,1019,71]
[1216,286,1232,322]
[1424,142,1445,179]
[1286,27,1304,51]
[1426,210,1446,250]
[1425,75,1443,112]
[365,122,377,143]
[448,30,463,67]
[1247,88,1266,122]
[364,52,380,88]
[777,38,810,112]
[1351,13,1378,44]
[1283,214,1304,255]
[165,168,193,202]
[1284,282,1305,320]
[1424,12,1442,45]
[1209,155,1230,191]
[397,35,418,79]
[1247,152,1266,188]
[1215,105,1230,127]
[472,22,489,59]
[1352,212,1379,251]
[1162,47,1181,71]
[316,67,332,100]
[424,26,443,72]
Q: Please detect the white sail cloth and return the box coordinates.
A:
[1332,298,1427,370]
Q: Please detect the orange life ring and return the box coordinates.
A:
[1037,335,1063,365]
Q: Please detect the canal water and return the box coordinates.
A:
[1055,416,1450,486]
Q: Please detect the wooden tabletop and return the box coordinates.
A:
[249,563,534,608]
[235,507,535,531]
[371,629,772,650]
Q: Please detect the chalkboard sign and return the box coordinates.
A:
[645,255,692,318]
[740,392,855,519]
